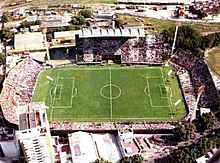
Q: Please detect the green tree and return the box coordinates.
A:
[70,16,86,26]
[1,12,11,28]
[20,20,31,28]
[212,9,219,19]
[199,112,217,131]
[0,28,14,40]
[120,154,144,163]
[114,18,124,28]
[34,20,42,25]
[78,9,93,18]
[161,25,203,57]
[174,123,196,141]
[94,158,112,163]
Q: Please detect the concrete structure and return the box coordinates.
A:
[68,131,122,163]
[0,127,20,162]
[78,28,145,38]
[196,148,218,163]
[14,32,44,51]
[16,102,54,163]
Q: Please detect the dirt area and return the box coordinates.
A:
[205,46,220,77]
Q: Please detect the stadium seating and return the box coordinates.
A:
[169,49,219,109]
[0,58,43,124]
[76,35,167,64]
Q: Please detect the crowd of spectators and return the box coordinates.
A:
[50,121,178,131]
[76,34,166,64]
[0,58,43,124]
[169,49,219,109]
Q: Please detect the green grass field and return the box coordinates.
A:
[32,66,186,122]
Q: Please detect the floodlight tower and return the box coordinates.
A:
[41,27,51,63]
[190,85,205,123]
[171,21,181,55]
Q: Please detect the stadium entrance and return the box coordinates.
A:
[102,55,121,64]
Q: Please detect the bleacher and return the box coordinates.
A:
[169,49,219,109]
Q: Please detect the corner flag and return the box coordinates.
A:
[197,85,205,95]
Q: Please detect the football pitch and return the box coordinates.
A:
[32,66,186,121]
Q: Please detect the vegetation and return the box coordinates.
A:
[201,32,220,50]
[174,123,196,141]
[34,0,117,4]
[212,9,220,19]
[162,25,220,57]
[32,66,185,121]
[70,15,86,25]
[171,128,220,163]
[198,112,217,131]
[94,158,112,163]
[1,12,12,28]
[206,46,220,76]
[19,20,42,29]
[120,154,144,163]
[78,9,93,18]
[162,25,203,57]
[0,28,14,40]
[116,14,220,34]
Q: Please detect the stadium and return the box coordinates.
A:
[0,28,218,131]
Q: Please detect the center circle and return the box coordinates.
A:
[100,84,121,99]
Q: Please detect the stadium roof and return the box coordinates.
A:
[78,28,145,38]
[14,32,44,51]
[54,30,81,39]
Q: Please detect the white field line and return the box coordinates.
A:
[53,117,171,120]
[109,68,113,119]
[58,67,164,71]
[54,85,62,99]
[52,77,75,108]
[50,70,60,119]
[160,68,173,118]
[159,84,168,99]
[146,77,170,108]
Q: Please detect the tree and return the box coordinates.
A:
[1,12,11,28]
[70,16,86,26]
[161,25,203,57]
[120,154,144,163]
[174,123,196,141]
[78,9,93,18]
[199,112,217,131]
[114,18,124,28]
[212,9,219,19]
[34,20,42,25]
[20,20,31,28]
[0,28,14,40]
[94,158,112,163]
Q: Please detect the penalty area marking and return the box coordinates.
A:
[145,77,170,108]
[160,68,174,118]
[52,77,77,108]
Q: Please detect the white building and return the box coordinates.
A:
[68,131,122,163]
[16,102,54,163]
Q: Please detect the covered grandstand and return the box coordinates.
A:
[75,28,167,64]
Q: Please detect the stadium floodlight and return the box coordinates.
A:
[46,75,54,81]
[190,85,205,123]
[171,21,181,55]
